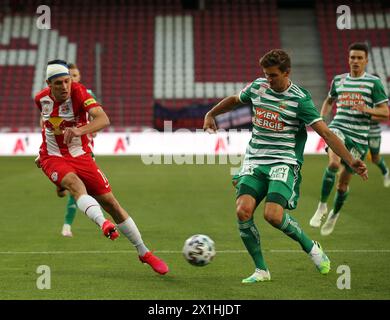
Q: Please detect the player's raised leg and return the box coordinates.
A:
[265,202,330,275]
[39,153,118,240]
[95,192,169,275]
[60,172,119,238]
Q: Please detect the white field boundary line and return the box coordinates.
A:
[0,249,390,255]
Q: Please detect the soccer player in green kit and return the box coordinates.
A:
[310,43,389,236]
[368,117,390,188]
[60,63,98,237]
[203,49,368,283]
[367,74,390,188]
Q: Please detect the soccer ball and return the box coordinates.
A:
[182,234,216,266]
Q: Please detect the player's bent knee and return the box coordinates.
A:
[263,210,282,226]
[236,203,255,221]
[337,184,349,193]
[61,173,85,195]
[328,162,340,171]
[336,178,349,192]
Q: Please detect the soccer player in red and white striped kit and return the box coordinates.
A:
[34,59,168,275]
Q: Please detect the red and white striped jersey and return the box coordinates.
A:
[35,82,100,157]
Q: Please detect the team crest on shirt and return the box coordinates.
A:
[59,101,72,115]
[51,172,58,182]
[40,97,54,115]
[278,101,287,110]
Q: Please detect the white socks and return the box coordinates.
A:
[76,195,106,227]
[117,217,149,256]
[76,195,149,256]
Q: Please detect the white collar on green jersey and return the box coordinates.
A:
[269,80,293,95]
[347,72,366,79]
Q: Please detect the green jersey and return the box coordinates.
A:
[239,78,322,167]
[328,72,388,145]
[368,120,381,138]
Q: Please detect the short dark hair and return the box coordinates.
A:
[47,59,68,67]
[348,42,369,56]
[259,49,291,72]
[67,63,78,69]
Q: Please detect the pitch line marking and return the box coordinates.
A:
[0,249,390,255]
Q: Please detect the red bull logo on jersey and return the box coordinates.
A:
[338,92,366,108]
[45,117,76,135]
[254,107,284,131]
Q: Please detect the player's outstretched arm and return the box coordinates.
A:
[203,95,243,133]
[351,102,389,122]
[63,106,110,144]
[311,120,368,180]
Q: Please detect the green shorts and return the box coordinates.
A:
[368,136,381,156]
[327,128,368,173]
[234,163,301,210]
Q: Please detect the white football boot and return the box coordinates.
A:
[242,269,271,283]
[320,210,339,236]
[384,172,390,188]
[309,202,328,227]
[309,241,331,274]
[61,224,73,237]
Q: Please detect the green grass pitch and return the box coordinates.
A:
[0,155,389,300]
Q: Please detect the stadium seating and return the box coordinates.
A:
[316,0,390,92]
[0,0,388,130]
[0,0,279,130]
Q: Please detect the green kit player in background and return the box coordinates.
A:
[60,63,98,237]
[367,73,390,188]
[310,43,389,236]
[203,49,368,283]
[368,115,390,187]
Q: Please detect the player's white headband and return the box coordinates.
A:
[46,63,70,81]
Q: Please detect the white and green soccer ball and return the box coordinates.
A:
[182,234,216,266]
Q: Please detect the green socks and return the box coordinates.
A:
[239,213,314,268]
[238,218,268,270]
[320,167,338,202]
[278,212,314,253]
[64,195,77,225]
[376,157,389,176]
[333,189,349,214]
